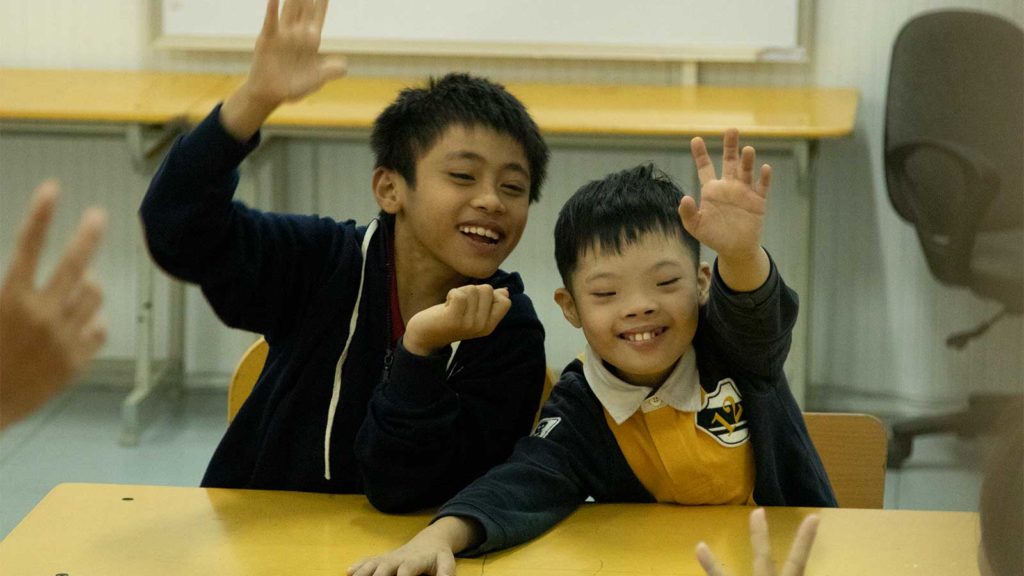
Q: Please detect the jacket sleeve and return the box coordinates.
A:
[431,383,598,555]
[355,294,546,513]
[702,255,798,381]
[139,105,358,338]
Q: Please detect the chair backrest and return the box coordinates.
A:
[228,337,558,428]
[884,10,1023,308]
[803,412,888,509]
[227,337,269,423]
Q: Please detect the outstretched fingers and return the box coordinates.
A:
[261,0,280,35]
[690,136,717,185]
[42,207,106,303]
[5,180,59,291]
[780,515,819,576]
[749,508,776,576]
[695,542,727,576]
[720,128,740,180]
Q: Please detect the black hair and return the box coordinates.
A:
[554,163,700,289]
[370,72,549,203]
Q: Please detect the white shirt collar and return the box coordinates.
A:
[582,343,702,425]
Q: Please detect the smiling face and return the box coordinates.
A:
[375,123,531,283]
[555,231,711,387]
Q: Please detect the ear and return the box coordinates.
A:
[696,262,712,305]
[554,287,582,328]
[372,167,404,215]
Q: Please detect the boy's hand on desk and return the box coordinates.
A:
[222,0,347,139]
[348,516,480,576]
[695,508,819,576]
[403,286,511,357]
[682,129,771,291]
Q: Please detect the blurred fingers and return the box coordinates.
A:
[749,508,775,576]
[6,180,60,290]
[780,515,819,576]
[43,207,106,301]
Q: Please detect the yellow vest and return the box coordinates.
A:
[604,383,755,505]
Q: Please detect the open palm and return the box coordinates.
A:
[680,129,771,262]
[247,0,347,107]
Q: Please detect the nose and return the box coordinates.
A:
[623,291,657,318]
[470,183,506,214]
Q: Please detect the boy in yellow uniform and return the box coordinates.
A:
[349,129,834,575]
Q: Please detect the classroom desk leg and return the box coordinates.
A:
[119,124,187,447]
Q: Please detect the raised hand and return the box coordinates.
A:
[402,285,512,357]
[681,129,772,291]
[0,181,107,428]
[695,508,819,576]
[222,0,348,140]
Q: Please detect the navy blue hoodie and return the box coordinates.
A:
[139,106,546,512]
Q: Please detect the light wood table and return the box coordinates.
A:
[0,483,978,575]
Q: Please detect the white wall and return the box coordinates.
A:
[1,0,1021,411]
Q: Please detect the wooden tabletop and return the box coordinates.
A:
[0,483,979,575]
[194,75,859,139]
[0,69,857,138]
[0,68,233,124]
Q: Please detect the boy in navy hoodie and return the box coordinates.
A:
[349,130,834,575]
[140,0,549,512]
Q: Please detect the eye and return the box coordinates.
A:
[591,291,615,298]
[449,172,474,183]
[657,277,681,287]
[502,183,527,195]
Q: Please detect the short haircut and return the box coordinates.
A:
[371,73,549,203]
[554,163,700,289]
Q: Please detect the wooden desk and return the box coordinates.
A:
[189,76,858,139]
[0,483,979,575]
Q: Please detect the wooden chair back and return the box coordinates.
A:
[803,412,888,508]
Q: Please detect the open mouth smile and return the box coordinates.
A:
[619,327,667,342]
[459,225,502,245]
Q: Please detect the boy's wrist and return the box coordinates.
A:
[219,82,281,142]
[427,515,483,553]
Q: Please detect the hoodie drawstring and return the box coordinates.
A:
[324,218,378,481]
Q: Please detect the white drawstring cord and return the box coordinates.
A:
[323,218,378,481]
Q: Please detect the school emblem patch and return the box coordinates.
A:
[696,379,749,447]
[532,417,562,439]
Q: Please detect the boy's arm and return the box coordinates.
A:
[355,291,547,512]
[350,384,600,575]
[140,0,347,337]
[683,130,798,379]
[220,0,346,141]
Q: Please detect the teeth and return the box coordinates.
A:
[625,331,656,342]
[459,226,500,240]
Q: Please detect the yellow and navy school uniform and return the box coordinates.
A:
[587,344,756,506]
[439,259,835,555]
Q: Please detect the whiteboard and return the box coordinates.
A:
[157,0,805,62]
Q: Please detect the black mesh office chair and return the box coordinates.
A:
[884,10,1023,467]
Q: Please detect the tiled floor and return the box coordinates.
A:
[0,385,986,540]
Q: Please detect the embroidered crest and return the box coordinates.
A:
[532,417,562,439]
[696,379,749,446]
